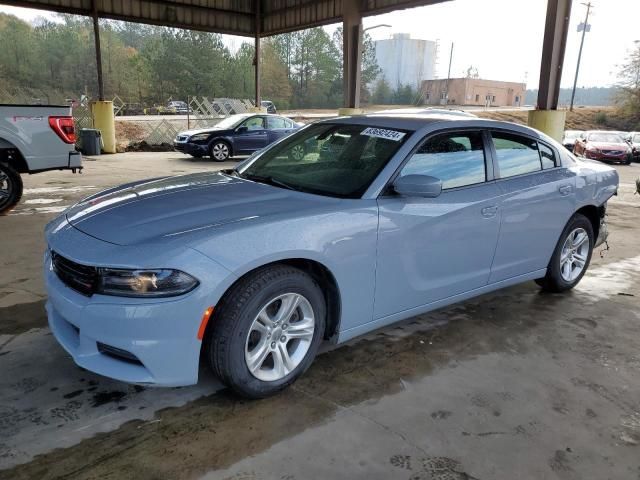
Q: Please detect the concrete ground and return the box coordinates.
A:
[0,152,639,480]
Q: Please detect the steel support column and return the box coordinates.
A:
[254,0,261,108]
[342,0,363,110]
[536,0,572,110]
[92,0,104,101]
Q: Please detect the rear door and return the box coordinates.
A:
[488,131,576,283]
[266,116,294,142]
[375,130,502,319]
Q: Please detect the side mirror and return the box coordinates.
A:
[236,126,248,134]
[393,174,443,198]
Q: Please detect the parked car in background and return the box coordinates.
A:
[168,101,190,115]
[261,100,277,114]
[0,104,81,214]
[174,113,301,161]
[573,131,632,164]
[627,132,640,161]
[45,113,618,398]
[562,130,583,152]
[120,103,144,116]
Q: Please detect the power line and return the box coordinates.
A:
[570,2,593,111]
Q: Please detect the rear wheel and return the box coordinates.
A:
[208,265,326,398]
[0,162,23,215]
[288,144,306,161]
[210,141,231,162]
[536,213,593,292]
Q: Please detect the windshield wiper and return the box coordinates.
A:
[241,173,300,192]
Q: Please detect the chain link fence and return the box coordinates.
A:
[0,86,256,148]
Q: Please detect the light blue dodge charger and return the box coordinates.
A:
[44,113,619,398]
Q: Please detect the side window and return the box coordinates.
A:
[539,143,556,169]
[285,119,295,128]
[243,117,265,130]
[492,132,541,178]
[267,117,287,129]
[400,131,487,189]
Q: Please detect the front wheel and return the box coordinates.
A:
[0,162,23,215]
[209,141,231,162]
[536,213,594,293]
[208,265,326,398]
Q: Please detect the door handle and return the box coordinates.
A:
[558,184,573,196]
[481,206,498,217]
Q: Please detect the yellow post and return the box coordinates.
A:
[527,109,566,142]
[91,101,116,154]
[249,107,268,113]
[338,107,365,116]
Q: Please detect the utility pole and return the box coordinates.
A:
[444,42,454,105]
[570,2,593,111]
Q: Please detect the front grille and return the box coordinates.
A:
[604,150,623,155]
[51,251,98,296]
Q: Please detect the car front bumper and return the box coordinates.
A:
[173,141,208,156]
[44,219,236,386]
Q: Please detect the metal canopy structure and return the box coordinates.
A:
[2,0,575,137]
[2,0,450,36]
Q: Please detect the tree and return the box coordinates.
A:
[616,43,640,127]
[371,77,392,104]
[261,40,292,108]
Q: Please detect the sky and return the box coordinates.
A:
[1,0,638,90]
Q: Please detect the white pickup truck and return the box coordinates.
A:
[0,104,82,214]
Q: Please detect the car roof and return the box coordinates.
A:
[315,112,536,133]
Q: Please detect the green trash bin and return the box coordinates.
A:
[80,128,102,155]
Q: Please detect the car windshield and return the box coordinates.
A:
[633,134,640,143]
[214,115,251,129]
[237,123,410,198]
[588,132,623,143]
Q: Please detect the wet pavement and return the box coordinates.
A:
[1,155,639,479]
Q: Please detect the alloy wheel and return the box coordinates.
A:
[212,143,229,161]
[0,170,12,204]
[560,227,589,282]
[291,145,305,161]
[244,292,315,382]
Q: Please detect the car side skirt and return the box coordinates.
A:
[337,269,547,343]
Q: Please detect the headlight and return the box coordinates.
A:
[189,133,210,142]
[97,268,199,298]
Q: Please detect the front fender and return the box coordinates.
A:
[188,204,380,336]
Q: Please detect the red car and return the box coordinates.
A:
[573,131,632,165]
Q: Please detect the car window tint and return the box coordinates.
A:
[268,117,287,129]
[243,117,264,130]
[400,132,486,189]
[539,143,556,169]
[492,132,541,178]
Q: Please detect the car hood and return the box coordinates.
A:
[178,127,225,136]
[588,142,628,150]
[65,172,334,245]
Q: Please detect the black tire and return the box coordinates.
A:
[624,155,631,165]
[208,265,326,398]
[535,213,594,293]
[209,140,231,162]
[0,162,23,215]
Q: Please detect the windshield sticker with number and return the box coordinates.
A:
[361,127,406,142]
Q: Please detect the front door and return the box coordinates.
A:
[235,116,268,153]
[375,130,502,319]
[488,130,576,283]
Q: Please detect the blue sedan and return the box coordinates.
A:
[45,113,619,398]
[173,113,302,161]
